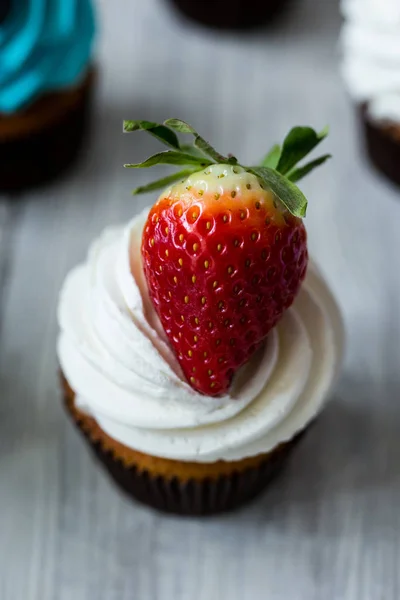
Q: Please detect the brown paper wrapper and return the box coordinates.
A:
[81,427,298,516]
[0,68,95,193]
[360,104,400,187]
[62,382,303,516]
[167,0,292,30]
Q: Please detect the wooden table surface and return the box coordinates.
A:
[1,1,400,598]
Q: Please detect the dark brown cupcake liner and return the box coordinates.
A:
[63,389,303,516]
[167,0,292,30]
[0,68,95,193]
[0,0,11,23]
[360,104,400,187]
[87,434,297,516]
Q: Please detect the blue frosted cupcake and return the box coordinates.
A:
[0,0,96,192]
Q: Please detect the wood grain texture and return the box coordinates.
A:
[1,0,400,598]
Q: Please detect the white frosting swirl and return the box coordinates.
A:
[341,0,400,122]
[57,209,344,463]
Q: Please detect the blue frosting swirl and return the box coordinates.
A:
[0,0,95,113]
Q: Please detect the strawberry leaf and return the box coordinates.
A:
[132,168,200,194]
[260,144,281,169]
[163,119,193,134]
[248,166,308,218]
[180,143,208,158]
[163,118,194,134]
[123,120,180,150]
[276,126,329,175]
[123,118,331,215]
[287,154,331,183]
[124,150,213,169]
[165,118,230,163]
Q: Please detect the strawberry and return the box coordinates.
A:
[124,119,330,396]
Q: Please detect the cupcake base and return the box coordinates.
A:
[167,0,291,30]
[61,374,303,516]
[0,68,95,193]
[360,105,400,187]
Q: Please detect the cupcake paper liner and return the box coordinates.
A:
[168,0,291,31]
[63,388,302,516]
[360,105,400,187]
[0,68,95,193]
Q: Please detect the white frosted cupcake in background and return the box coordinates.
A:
[341,0,400,185]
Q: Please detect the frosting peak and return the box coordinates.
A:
[57,210,344,463]
[0,0,95,113]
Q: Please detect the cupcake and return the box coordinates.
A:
[57,119,344,515]
[0,0,96,192]
[341,0,400,186]
[166,0,292,30]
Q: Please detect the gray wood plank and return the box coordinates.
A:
[1,0,400,598]
[0,200,21,341]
